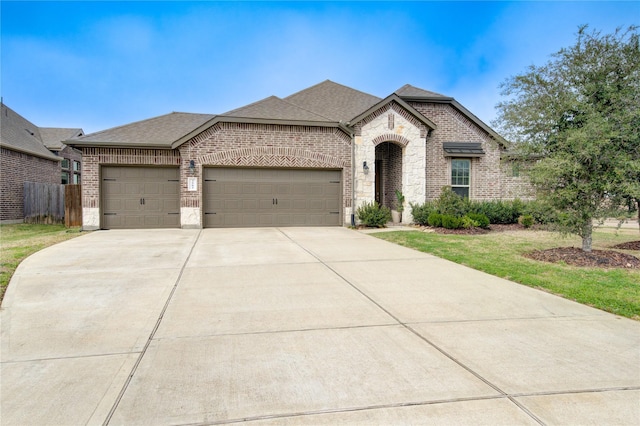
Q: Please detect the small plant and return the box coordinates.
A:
[395,190,405,213]
[356,201,391,228]
[467,213,490,229]
[461,215,480,229]
[441,214,462,229]
[519,214,534,228]
[427,212,443,227]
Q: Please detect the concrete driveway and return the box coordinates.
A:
[1,227,638,425]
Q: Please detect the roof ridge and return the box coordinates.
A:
[221,95,281,116]
[284,79,379,102]
[278,97,334,121]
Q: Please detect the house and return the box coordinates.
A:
[0,103,85,223]
[40,127,84,184]
[66,80,531,230]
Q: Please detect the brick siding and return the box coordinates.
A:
[1,147,60,221]
[180,122,353,210]
[409,102,532,201]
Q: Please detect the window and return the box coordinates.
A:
[61,172,69,184]
[61,159,70,169]
[73,174,81,184]
[451,159,470,198]
[73,161,81,172]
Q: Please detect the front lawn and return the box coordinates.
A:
[0,224,83,303]
[373,228,640,320]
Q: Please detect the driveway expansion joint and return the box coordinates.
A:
[102,229,203,426]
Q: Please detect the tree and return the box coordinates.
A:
[493,25,640,251]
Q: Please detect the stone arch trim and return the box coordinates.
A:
[199,147,349,168]
[372,134,411,147]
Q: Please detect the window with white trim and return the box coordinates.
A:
[451,159,470,198]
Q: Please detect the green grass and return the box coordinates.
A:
[373,229,640,320]
[1,224,83,303]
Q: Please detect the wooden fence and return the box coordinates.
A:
[23,182,82,226]
[64,184,82,227]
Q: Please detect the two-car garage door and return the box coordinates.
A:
[101,166,342,229]
[203,168,342,227]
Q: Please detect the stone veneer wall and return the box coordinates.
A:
[80,148,181,229]
[179,122,353,227]
[0,147,60,222]
[356,103,427,223]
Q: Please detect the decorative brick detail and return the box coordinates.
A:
[371,134,411,147]
[200,147,348,168]
[388,113,394,130]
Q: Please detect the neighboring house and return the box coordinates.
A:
[40,127,84,184]
[66,80,532,230]
[0,103,84,223]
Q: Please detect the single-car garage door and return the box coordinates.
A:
[101,166,180,229]
[204,168,341,227]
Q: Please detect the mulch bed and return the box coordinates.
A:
[524,247,640,269]
[428,223,529,235]
[610,240,640,251]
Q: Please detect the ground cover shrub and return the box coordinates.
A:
[467,213,490,229]
[519,214,534,228]
[441,215,462,229]
[460,215,479,229]
[356,201,391,227]
[427,212,443,227]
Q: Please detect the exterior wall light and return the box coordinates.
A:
[189,160,196,175]
[363,161,369,174]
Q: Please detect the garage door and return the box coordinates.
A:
[204,168,341,227]
[101,166,180,229]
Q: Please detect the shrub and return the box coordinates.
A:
[523,200,558,225]
[427,212,443,227]
[356,201,391,228]
[467,213,490,229]
[441,214,462,229]
[411,201,437,226]
[435,187,469,217]
[460,215,479,229]
[519,214,534,228]
[470,200,522,224]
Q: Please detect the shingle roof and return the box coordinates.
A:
[69,112,215,148]
[284,80,381,122]
[0,104,60,161]
[222,96,331,122]
[395,84,449,99]
[39,127,84,150]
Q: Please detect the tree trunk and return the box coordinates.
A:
[581,222,593,252]
[636,198,639,233]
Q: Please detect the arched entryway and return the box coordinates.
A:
[374,142,403,211]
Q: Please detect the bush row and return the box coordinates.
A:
[411,187,557,227]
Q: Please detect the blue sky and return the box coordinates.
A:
[1,1,637,134]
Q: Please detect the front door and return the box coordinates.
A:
[375,160,382,205]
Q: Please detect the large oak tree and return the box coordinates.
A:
[494,25,640,251]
